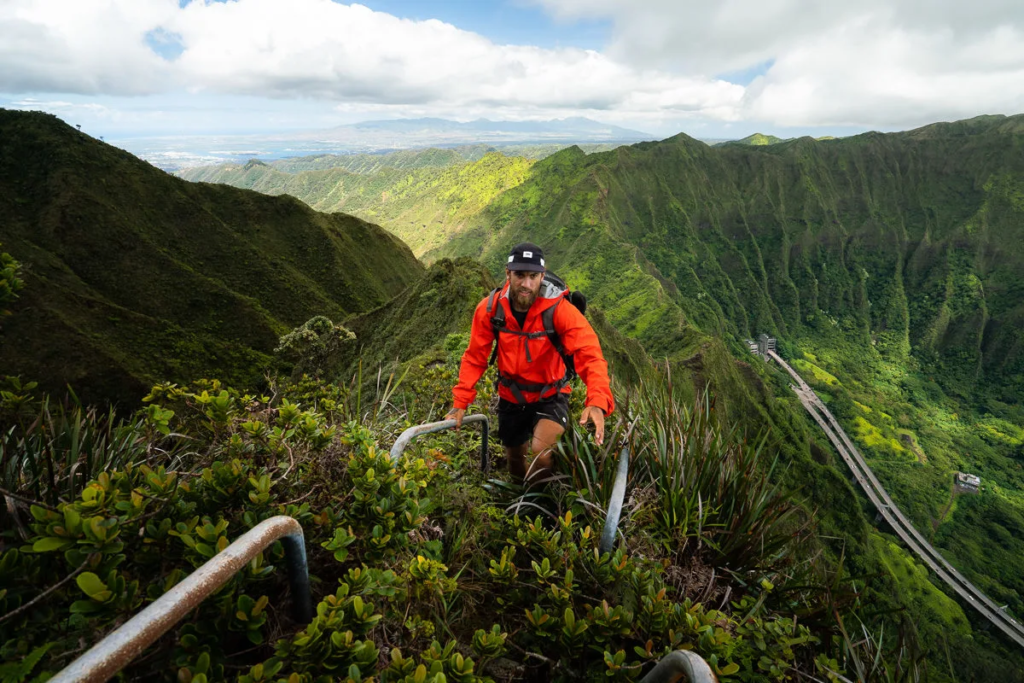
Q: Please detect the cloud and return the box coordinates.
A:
[0,0,742,122]
[4,0,1022,131]
[531,0,1024,127]
[0,0,178,94]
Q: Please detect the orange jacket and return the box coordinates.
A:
[453,280,615,415]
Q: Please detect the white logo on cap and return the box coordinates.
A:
[508,255,514,262]
[523,251,533,258]
[540,258,545,266]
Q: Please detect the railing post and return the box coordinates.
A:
[599,444,630,555]
[279,531,313,623]
[50,516,312,683]
[639,650,718,683]
[389,415,490,471]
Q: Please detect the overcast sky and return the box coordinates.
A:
[2,0,1023,140]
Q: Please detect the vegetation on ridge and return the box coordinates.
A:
[4,105,1024,679]
[0,110,421,405]
[1,341,922,682]
[179,114,1024,677]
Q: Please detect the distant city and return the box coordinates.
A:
[109,117,658,172]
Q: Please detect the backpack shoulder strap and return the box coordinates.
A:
[540,297,563,351]
[486,286,501,314]
[541,297,575,377]
[487,286,505,367]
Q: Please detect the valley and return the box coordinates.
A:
[177,113,1024,675]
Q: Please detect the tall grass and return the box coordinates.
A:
[0,394,159,507]
[500,370,811,578]
[626,378,810,573]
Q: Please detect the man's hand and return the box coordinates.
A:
[445,407,466,430]
[579,406,605,445]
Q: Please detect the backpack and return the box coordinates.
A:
[484,272,587,403]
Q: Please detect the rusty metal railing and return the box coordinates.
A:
[50,516,312,683]
[390,414,490,471]
[639,650,718,683]
[598,444,630,554]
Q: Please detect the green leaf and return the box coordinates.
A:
[32,536,73,552]
[70,600,102,614]
[76,572,108,598]
[719,662,740,676]
[64,507,82,532]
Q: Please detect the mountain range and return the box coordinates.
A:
[305,116,653,144]
[3,108,1024,678]
[185,115,1024,401]
[176,112,1024,673]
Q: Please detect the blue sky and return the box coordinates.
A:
[2,0,1023,144]
[355,0,611,50]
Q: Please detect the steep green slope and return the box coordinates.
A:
[256,116,1024,675]
[0,110,422,404]
[182,152,534,256]
[429,116,1024,401]
[423,118,1024,675]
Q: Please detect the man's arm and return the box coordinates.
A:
[451,297,497,411]
[557,302,615,417]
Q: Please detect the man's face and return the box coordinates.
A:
[507,269,544,311]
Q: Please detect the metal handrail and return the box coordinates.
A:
[390,414,490,471]
[51,516,312,683]
[599,444,630,554]
[639,650,718,683]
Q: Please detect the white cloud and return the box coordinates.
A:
[0,0,742,123]
[0,0,178,94]
[3,0,1023,132]
[531,0,1024,127]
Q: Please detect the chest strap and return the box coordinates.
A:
[486,288,573,404]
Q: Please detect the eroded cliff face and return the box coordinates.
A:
[427,117,1024,402]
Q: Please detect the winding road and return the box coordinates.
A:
[766,350,1024,650]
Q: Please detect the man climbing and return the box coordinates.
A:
[445,242,615,481]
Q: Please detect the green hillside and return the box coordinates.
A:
[182,114,1024,675]
[0,110,422,404]
[423,116,1024,402]
[726,132,785,146]
[239,146,488,175]
[4,107,1024,679]
[181,152,534,256]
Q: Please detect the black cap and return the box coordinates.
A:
[507,242,546,272]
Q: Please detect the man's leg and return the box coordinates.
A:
[498,401,533,480]
[505,443,529,479]
[524,418,565,481]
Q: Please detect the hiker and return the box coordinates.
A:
[445,242,614,481]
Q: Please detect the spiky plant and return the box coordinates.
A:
[0,393,158,507]
[619,374,811,574]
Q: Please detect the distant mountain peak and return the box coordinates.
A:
[732,133,784,146]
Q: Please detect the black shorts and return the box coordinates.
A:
[496,393,571,447]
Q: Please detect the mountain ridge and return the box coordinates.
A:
[0,109,422,403]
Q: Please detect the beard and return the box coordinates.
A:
[513,287,537,311]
